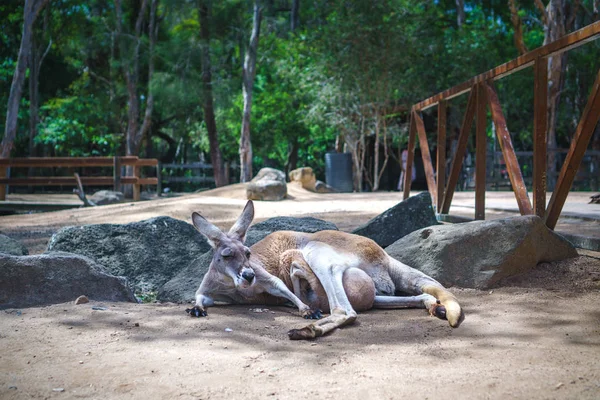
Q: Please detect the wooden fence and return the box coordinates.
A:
[0,156,159,202]
[404,21,600,230]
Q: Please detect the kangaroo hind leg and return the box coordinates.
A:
[287,253,359,340]
[386,257,464,328]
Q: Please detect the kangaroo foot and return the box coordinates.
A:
[288,325,317,340]
[186,306,208,317]
[428,300,446,320]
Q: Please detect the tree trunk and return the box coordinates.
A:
[455,0,465,28]
[239,3,262,182]
[199,0,227,187]
[284,136,299,177]
[1,0,49,158]
[373,112,381,191]
[291,0,300,31]
[508,0,528,55]
[543,0,568,190]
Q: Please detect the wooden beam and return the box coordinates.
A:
[0,156,138,168]
[484,81,533,215]
[133,165,141,201]
[441,87,477,214]
[436,100,447,212]
[113,156,122,192]
[413,21,600,111]
[0,156,158,168]
[413,111,437,205]
[0,167,6,200]
[403,112,417,200]
[545,68,600,229]
[533,57,548,218]
[0,177,158,186]
[475,83,487,220]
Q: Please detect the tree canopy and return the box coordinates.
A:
[1,0,599,190]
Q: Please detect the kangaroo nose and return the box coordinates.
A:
[242,270,255,283]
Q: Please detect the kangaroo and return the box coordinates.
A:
[189,200,464,340]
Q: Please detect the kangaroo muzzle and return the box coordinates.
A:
[242,270,255,283]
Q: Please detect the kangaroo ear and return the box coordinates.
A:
[191,212,224,248]
[228,200,254,242]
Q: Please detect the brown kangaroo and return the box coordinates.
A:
[189,200,464,340]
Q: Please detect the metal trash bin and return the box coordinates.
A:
[325,152,353,192]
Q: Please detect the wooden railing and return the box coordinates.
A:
[0,156,159,202]
[404,21,600,230]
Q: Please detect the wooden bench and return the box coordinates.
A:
[0,156,159,202]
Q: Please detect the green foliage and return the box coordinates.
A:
[36,74,121,156]
[2,0,599,188]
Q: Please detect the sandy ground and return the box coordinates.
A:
[1,184,600,399]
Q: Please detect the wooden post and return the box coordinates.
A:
[436,100,447,212]
[441,87,477,214]
[133,164,141,201]
[0,166,6,200]
[414,110,437,205]
[475,83,487,220]
[156,161,162,196]
[113,156,121,192]
[533,57,548,218]
[403,111,417,200]
[545,67,600,229]
[484,81,533,215]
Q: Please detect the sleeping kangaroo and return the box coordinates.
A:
[189,200,464,339]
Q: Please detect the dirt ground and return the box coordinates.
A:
[1,185,599,399]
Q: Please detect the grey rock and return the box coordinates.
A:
[314,180,337,193]
[385,215,578,289]
[289,167,317,191]
[158,251,213,303]
[250,216,338,235]
[47,216,211,292]
[0,252,136,309]
[246,216,338,246]
[0,234,28,256]
[89,190,125,205]
[246,167,287,201]
[158,216,338,302]
[352,192,439,248]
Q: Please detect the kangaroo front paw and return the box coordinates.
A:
[301,309,323,320]
[288,325,317,340]
[186,306,208,317]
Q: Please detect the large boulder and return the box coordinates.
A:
[385,215,578,289]
[352,192,439,248]
[89,190,125,206]
[158,216,338,302]
[157,251,213,303]
[0,234,28,256]
[47,216,211,292]
[246,168,287,201]
[246,216,338,247]
[0,252,136,309]
[289,167,317,191]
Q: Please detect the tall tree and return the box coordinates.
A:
[456,0,465,28]
[239,2,262,182]
[198,0,226,187]
[508,0,528,55]
[114,0,157,158]
[1,0,50,157]
[535,0,577,189]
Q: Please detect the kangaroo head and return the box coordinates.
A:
[191,201,256,289]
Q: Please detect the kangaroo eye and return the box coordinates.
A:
[245,249,251,258]
[221,248,233,257]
